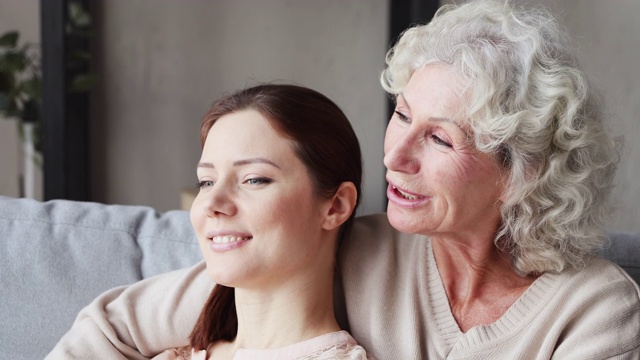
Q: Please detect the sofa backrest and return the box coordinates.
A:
[0,197,202,360]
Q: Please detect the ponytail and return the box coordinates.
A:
[189,285,237,350]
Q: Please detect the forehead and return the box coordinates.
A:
[203,110,295,157]
[401,65,469,123]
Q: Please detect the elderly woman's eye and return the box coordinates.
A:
[196,180,215,189]
[394,111,410,123]
[431,135,452,148]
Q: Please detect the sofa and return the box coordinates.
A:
[1,196,639,360]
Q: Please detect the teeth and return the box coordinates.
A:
[211,236,250,244]
[395,186,419,200]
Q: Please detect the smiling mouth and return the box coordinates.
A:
[392,186,422,200]
[211,236,252,244]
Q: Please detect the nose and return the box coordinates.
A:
[383,126,420,174]
[201,182,237,218]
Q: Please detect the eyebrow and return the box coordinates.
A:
[197,157,281,169]
[398,93,465,130]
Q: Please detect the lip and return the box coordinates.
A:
[206,230,252,238]
[386,179,429,208]
[205,230,252,253]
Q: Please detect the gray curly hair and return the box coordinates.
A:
[381,0,619,275]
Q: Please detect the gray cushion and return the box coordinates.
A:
[0,196,201,360]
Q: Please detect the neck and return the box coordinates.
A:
[230,265,340,350]
[431,235,517,295]
[430,231,537,331]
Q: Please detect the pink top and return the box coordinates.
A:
[154,330,372,360]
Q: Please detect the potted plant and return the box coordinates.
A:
[0,2,94,199]
[0,30,41,199]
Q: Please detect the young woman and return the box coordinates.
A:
[155,84,372,359]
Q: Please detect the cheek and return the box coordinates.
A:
[273,193,321,236]
[436,162,471,188]
[441,156,503,200]
[274,194,313,223]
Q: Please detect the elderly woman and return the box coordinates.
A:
[48,1,639,359]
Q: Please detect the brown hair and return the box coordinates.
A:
[190,84,362,350]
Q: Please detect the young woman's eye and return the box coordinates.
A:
[394,110,411,123]
[196,180,215,189]
[431,134,452,148]
[244,177,272,186]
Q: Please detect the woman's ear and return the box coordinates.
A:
[322,182,358,230]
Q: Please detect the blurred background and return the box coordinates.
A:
[0,0,638,232]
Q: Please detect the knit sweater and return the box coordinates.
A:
[336,214,640,359]
[47,214,640,360]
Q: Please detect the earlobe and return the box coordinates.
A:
[322,182,358,230]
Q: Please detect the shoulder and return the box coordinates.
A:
[550,256,640,357]
[340,213,427,275]
[566,256,639,297]
[556,256,640,319]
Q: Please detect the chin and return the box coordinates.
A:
[205,262,236,286]
[387,206,416,234]
[206,270,236,287]
[388,204,438,236]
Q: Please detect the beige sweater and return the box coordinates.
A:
[47,214,640,360]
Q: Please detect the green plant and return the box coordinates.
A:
[0,2,95,156]
[66,1,96,94]
[0,30,41,152]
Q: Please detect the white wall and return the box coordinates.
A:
[0,0,42,200]
[92,0,389,215]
